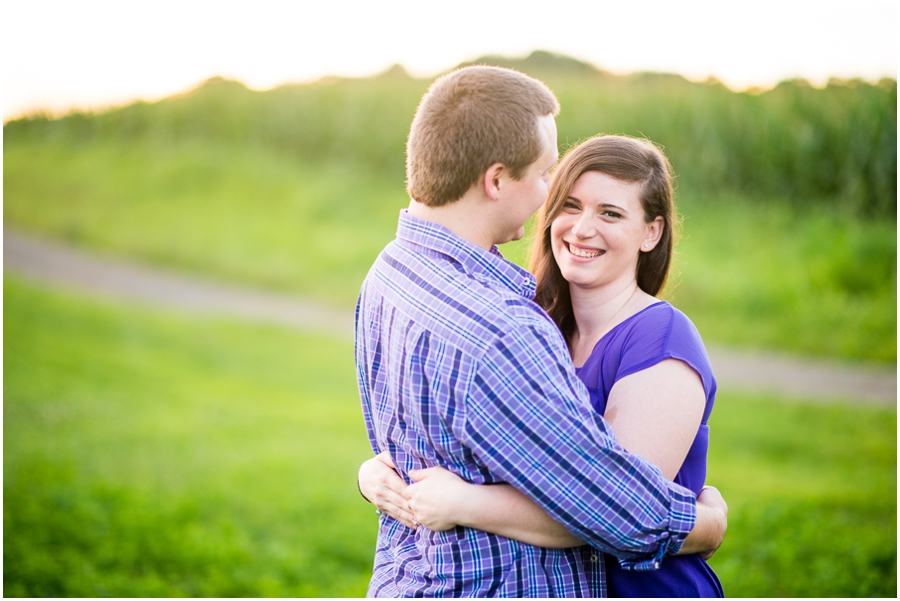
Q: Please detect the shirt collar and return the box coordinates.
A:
[396,210,537,299]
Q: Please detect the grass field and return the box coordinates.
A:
[2,138,404,305]
[3,278,376,597]
[707,393,897,596]
[6,135,895,362]
[4,278,896,597]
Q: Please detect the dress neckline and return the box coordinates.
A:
[573,301,668,370]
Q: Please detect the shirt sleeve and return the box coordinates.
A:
[615,305,717,422]
[458,320,696,569]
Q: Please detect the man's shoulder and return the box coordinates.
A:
[360,241,558,352]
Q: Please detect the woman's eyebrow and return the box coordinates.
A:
[567,195,630,215]
[600,203,630,214]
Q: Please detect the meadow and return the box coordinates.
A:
[4,52,896,362]
[4,51,897,597]
[4,278,896,597]
[4,136,896,362]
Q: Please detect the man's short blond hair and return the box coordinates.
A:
[406,66,560,207]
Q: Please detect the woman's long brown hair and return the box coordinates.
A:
[528,135,678,344]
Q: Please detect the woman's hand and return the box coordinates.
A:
[678,484,728,559]
[405,466,472,531]
[358,452,416,529]
[696,485,728,560]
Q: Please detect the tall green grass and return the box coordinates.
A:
[671,196,897,362]
[551,73,897,218]
[4,71,425,182]
[6,51,895,216]
[4,278,896,597]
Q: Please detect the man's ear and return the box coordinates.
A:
[481,162,506,201]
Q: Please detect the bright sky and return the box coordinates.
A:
[3,0,897,119]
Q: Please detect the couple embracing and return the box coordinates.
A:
[355,65,726,597]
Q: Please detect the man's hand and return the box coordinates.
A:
[678,485,728,559]
[358,452,416,528]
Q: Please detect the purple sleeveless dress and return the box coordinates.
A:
[575,301,724,597]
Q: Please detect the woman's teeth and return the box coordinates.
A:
[569,244,602,258]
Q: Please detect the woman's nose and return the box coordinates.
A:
[572,213,594,238]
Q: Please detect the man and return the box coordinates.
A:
[355,65,725,597]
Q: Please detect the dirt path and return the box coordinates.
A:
[4,228,896,406]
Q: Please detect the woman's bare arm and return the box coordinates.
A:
[605,358,726,556]
[359,453,582,546]
[359,453,580,545]
[603,358,706,480]
[406,467,584,548]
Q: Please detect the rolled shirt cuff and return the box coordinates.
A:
[616,480,696,571]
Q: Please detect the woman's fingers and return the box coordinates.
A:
[376,495,417,528]
[359,455,416,528]
[359,455,406,498]
[404,467,465,531]
[362,460,467,531]
[375,450,396,469]
[698,485,728,516]
[407,466,443,483]
[373,486,416,528]
[695,485,728,560]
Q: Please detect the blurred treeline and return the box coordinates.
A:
[6,50,897,218]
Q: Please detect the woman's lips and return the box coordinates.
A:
[566,241,604,259]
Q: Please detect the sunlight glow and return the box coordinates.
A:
[3,0,896,119]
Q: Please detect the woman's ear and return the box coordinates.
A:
[641,216,664,252]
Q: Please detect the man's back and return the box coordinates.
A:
[356,212,694,597]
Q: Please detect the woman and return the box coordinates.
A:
[359,135,724,597]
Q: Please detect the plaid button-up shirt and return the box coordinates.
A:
[355,211,696,597]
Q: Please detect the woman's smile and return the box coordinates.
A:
[565,241,605,259]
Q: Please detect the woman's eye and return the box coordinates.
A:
[602,211,622,219]
[562,202,580,211]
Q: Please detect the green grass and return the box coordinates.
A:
[3,138,405,306]
[4,135,896,363]
[706,393,896,597]
[4,278,376,597]
[4,278,896,597]
[669,196,897,362]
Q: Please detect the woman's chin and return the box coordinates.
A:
[561,270,601,289]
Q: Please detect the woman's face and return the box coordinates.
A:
[550,170,662,292]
